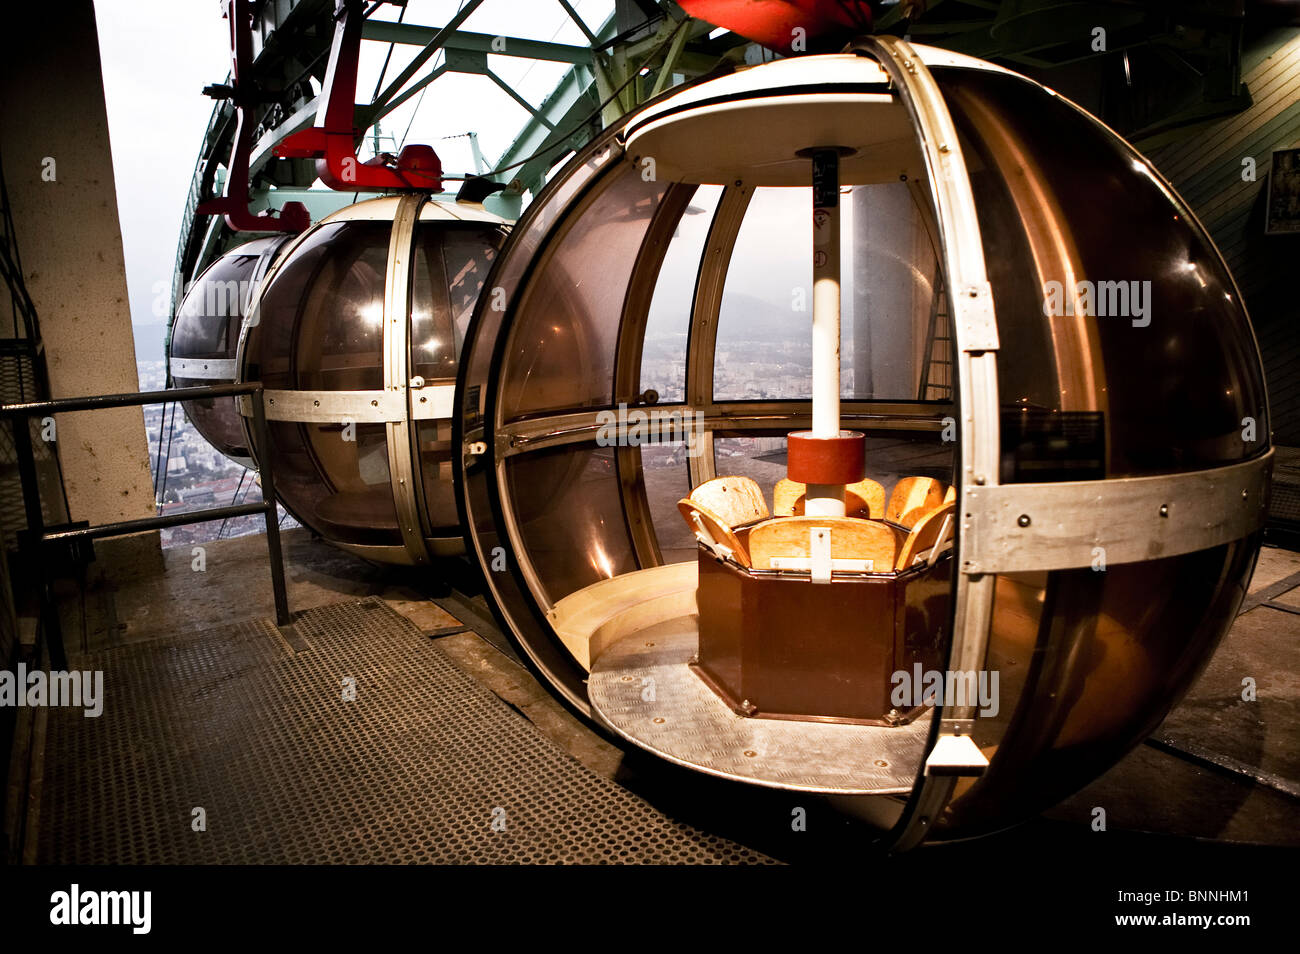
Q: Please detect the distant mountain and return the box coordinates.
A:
[715,291,812,343]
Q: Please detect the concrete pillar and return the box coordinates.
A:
[0,4,159,539]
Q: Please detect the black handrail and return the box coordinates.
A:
[1,382,290,668]
[0,382,257,416]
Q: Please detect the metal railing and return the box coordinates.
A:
[0,382,290,667]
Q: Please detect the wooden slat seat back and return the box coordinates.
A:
[677,498,753,567]
[689,476,769,528]
[772,478,803,518]
[848,478,887,519]
[896,502,956,571]
[772,477,886,519]
[747,516,900,572]
[887,476,947,528]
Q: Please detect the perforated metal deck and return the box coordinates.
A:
[34,599,773,864]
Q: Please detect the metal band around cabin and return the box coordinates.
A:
[170,358,238,380]
[492,403,950,461]
[962,452,1271,574]
[237,389,407,423]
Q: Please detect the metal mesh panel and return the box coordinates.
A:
[1270,481,1300,524]
[0,418,21,545]
[0,353,64,544]
[1269,449,1300,525]
[36,598,774,864]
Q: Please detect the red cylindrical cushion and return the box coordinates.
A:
[787,430,866,485]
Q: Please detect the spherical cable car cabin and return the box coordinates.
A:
[169,235,292,468]
[238,195,508,565]
[454,39,1271,847]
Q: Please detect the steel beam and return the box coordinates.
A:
[362,63,449,125]
[486,70,558,129]
[556,0,600,46]
[361,22,594,65]
[492,63,602,192]
[370,0,486,115]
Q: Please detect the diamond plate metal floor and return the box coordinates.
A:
[34,598,773,864]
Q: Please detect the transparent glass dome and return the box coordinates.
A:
[170,236,289,464]
[453,40,1271,847]
[239,196,506,564]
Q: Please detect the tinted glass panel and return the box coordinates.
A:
[173,240,281,457]
[642,185,722,403]
[172,244,262,359]
[410,224,502,533]
[844,184,944,402]
[715,188,811,401]
[504,444,638,605]
[262,420,400,547]
[248,221,390,392]
[640,441,695,565]
[410,224,501,383]
[940,538,1258,838]
[714,185,941,402]
[500,162,668,420]
[936,66,1267,478]
[462,138,618,435]
[173,390,246,460]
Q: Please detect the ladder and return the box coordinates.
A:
[917,263,952,401]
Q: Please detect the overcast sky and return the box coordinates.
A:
[93,0,614,362]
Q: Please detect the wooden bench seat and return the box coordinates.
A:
[547,562,698,671]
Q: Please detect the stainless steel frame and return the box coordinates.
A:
[410,384,456,419]
[850,34,1003,851]
[384,196,432,564]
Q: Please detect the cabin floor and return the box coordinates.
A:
[6,525,1299,865]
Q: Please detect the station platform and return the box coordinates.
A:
[32,596,771,864]
[5,527,1299,864]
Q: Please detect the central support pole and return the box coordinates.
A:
[807,149,846,518]
[787,148,866,522]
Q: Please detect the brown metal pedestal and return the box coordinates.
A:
[693,550,951,724]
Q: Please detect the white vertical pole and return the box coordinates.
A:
[806,149,846,518]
